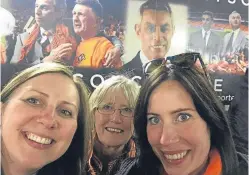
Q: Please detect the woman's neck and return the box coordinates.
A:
[2,146,37,175]
[94,139,125,163]
[2,157,37,175]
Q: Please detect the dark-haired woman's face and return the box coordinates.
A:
[146,80,210,175]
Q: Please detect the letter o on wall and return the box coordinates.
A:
[90,74,105,88]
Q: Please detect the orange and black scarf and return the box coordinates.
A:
[203,149,222,175]
[19,23,77,62]
[162,149,222,175]
[88,139,136,175]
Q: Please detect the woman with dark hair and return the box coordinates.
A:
[117,53,248,175]
[1,62,94,175]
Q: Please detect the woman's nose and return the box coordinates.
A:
[36,106,58,129]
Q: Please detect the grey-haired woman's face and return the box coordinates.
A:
[146,80,211,175]
[94,89,134,148]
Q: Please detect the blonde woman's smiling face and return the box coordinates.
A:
[1,73,80,171]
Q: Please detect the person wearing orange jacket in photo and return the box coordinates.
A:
[1,37,7,64]
[72,0,123,68]
[10,0,77,65]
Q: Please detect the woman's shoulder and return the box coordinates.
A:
[115,157,144,175]
[236,152,248,175]
[115,157,160,175]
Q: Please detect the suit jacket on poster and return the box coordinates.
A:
[10,31,44,65]
[10,21,76,65]
[5,34,17,63]
[123,51,143,71]
[122,51,144,80]
[221,29,248,56]
[188,30,221,57]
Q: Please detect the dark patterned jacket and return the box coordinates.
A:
[87,139,136,175]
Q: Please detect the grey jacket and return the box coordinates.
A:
[10,31,45,65]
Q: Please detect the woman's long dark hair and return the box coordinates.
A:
[134,65,240,175]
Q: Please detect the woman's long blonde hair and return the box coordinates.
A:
[1,62,94,175]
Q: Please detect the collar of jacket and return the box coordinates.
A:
[203,148,222,175]
[91,139,136,174]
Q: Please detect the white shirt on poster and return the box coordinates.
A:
[232,28,240,46]
[140,50,167,67]
[202,29,211,46]
[40,27,54,44]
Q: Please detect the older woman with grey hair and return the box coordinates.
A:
[87,75,140,175]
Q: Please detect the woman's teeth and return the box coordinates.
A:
[165,150,188,160]
[106,127,123,133]
[26,133,52,145]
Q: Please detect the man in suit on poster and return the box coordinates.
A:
[188,11,221,64]
[220,11,248,60]
[10,0,77,65]
[10,0,123,67]
[123,0,175,70]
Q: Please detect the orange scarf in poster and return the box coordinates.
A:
[19,23,77,62]
[0,42,6,64]
[73,36,122,68]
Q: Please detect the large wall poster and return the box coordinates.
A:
[1,0,248,110]
[124,1,188,64]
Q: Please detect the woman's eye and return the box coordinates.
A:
[26,98,40,105]
[102,105,112,110]
[177,113,191,122]
[148,116,160,125]
[122,107,133,112]
[60,109,72,118]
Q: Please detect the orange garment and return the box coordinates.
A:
[88,139,136,175]
[74,36,122,68]
[19,23,77,62]
[203,149,222,175]
[0,42,6,64]
[163,149,222,175]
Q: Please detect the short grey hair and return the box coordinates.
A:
[89,75,140,117]
[229,11,241,20]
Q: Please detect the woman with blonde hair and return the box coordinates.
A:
[87,75,140,174]
[1,62,94,175]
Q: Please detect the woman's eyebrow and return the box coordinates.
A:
[61,101,78,111]
[27,89,49,97]
[25,89,78,110]
[170,108,196,114]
